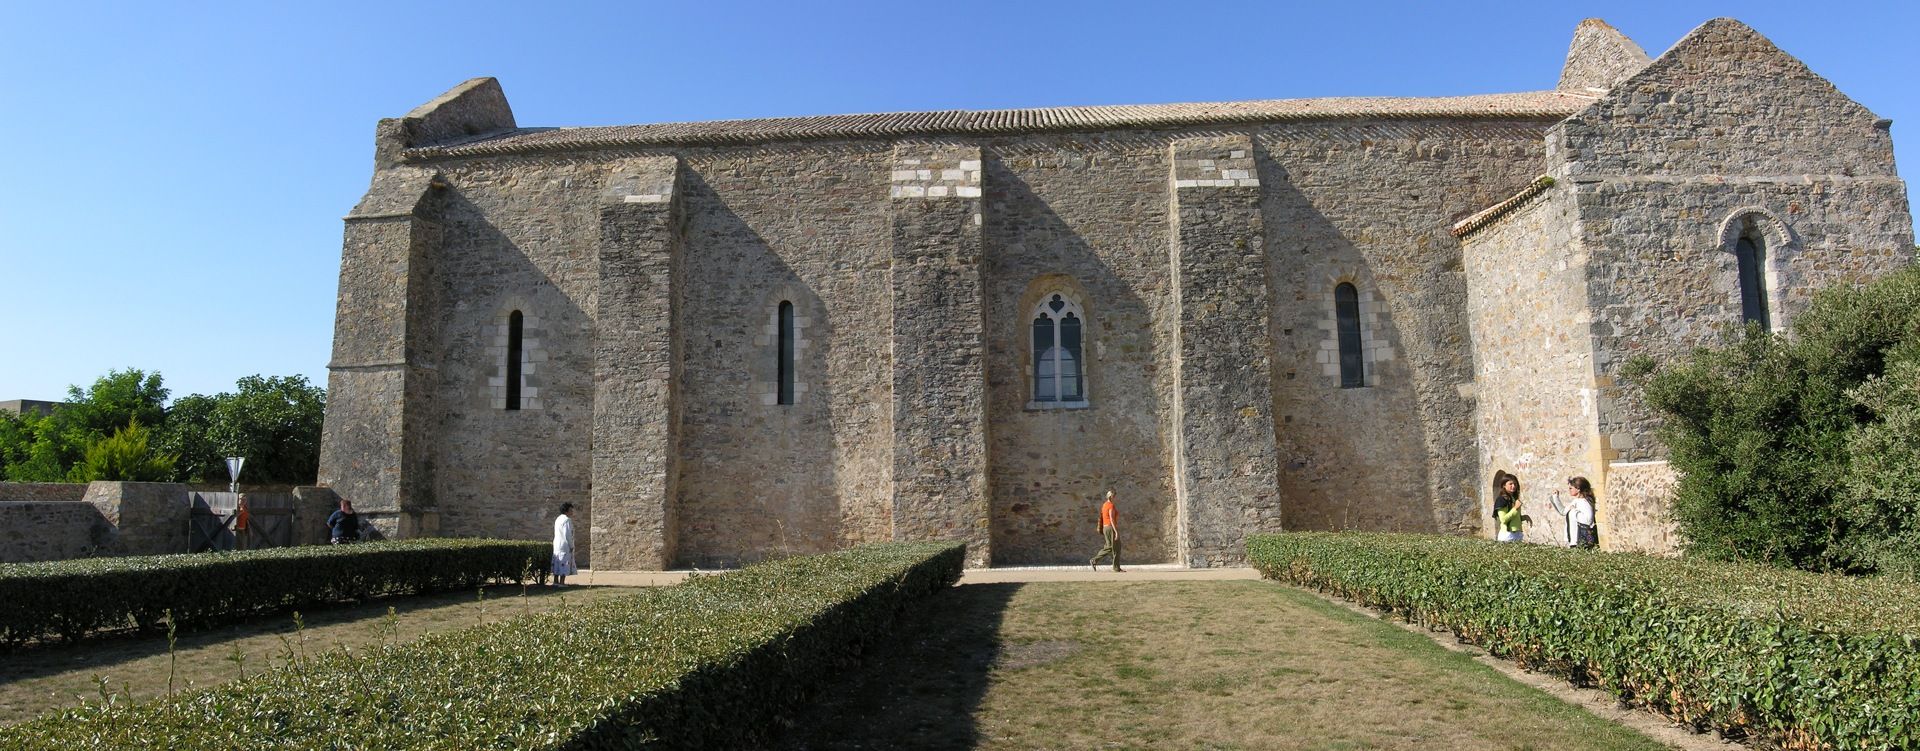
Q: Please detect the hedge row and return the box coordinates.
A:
[3,540,966,750]
[1248,532,1920,751]
[0,539,550,647]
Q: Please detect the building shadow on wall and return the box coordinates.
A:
[981,157,1173,565]
[426,189,592,550]
[770,582,1019,750]
[672,169,841,567]
[1255,157,1444,534]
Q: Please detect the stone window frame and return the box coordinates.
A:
[1027,290,1091,410]
[1716,207,1796,334]
[484,303,546,411]
[1316,273,1392,388]
[752,291,813,406]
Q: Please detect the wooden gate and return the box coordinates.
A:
[189,492,297,552]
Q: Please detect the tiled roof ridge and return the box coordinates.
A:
[402,91,1596,160]
[1450,174,1558,239]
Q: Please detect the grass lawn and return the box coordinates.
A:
[0,583,643,725]
[776,580,1672,751]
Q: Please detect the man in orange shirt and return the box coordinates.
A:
[1089,490,1123,572]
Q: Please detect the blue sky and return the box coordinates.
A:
[1,1,1914,402]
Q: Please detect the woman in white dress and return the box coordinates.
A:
[552,502,577,586]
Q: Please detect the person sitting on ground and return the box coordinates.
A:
[552,502,578,586]
[326,498,360,544]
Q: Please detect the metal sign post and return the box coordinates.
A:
[225,456,246,494]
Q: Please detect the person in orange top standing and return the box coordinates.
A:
[1089,490,1123,572]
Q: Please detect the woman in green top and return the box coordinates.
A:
[1492,471,1526,542]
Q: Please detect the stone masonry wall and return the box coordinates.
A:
[1577,179,1914,464]
[1169,135,1281,565]
[0,502,111,563]
[339,20,1909,567]
[320,166,443,531]
[1603,460,1681,555]
[1556,18,1915,466]
[890,144,992,566]
[1260,120,1559,534]
[416,157,602,557]
[1462,187,1600,545]
[981,135,1180,565]
[672,144,897,567]
[591,157,683,569]
[1554,19,1898,181]
[0,483,87,503]
[83,481,192,556]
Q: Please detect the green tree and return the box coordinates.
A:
[70,419,179,482]
[1,369,169,482]
[160,375,327,485]
[1629,264,1920,575]
[1839,342,1920,580]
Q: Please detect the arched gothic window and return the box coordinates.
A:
[1031,293,1087,405]
[1335,283,1365,388]
[776,301,796,405]
[506,310,524,410]
[1735,230,1771,330]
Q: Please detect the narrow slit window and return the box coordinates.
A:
[777,301,795,405]
[1335,284,1365,389]
[506,310,524,410]
[1735,234,1770,330]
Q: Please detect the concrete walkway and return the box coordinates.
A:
[575,565,1260,587]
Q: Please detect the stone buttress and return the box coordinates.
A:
[1168,135,1282,565]
[887,144,993,566]
[590,158,685,570]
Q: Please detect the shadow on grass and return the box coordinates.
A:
[0,583,573,687]
[773,582,1021,750]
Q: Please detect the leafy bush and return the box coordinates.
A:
[0,539,549,648]
[70,419,178,482]
[1628,264,1920,575]
[158,375,327,485]
[1839,346,1920,580]
[2,541,966,750]
[1249,532,1920,750]
[0,369,328,485]
[0,368,169,482]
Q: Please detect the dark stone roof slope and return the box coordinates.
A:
[402,91,1595,159]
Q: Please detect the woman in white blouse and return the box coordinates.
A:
[1549,477,1598,549]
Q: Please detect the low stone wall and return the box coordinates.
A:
[0,502,112,562]
[289,486,344,546]
[1604,460,1681,556]
[0,484,352,563]
[84,482,194,556]
[0,482,88,504]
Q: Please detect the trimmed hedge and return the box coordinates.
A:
[2,540,966,749]
[1248,533,1920,750]
[0,539,550,647]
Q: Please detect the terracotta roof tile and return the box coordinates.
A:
[402,91,1594,160]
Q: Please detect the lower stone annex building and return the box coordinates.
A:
[318,18,1913,570]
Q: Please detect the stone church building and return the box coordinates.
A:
[318,18,1912,569]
